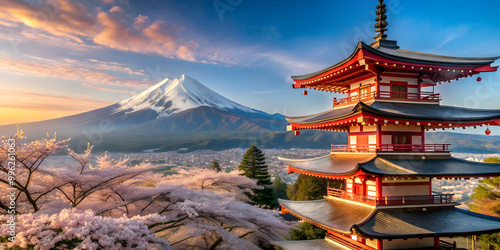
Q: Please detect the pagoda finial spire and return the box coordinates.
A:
[370,0,399,49]
[374,0,388,41]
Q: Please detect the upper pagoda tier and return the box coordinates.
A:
[291,41,499,93]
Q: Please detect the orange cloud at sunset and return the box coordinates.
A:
[0,0,200,62]
[0,57,149,88]
[0,0,95,43]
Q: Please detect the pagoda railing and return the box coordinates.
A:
[333,90,441,107]
[331,144,450,153]
[327,187,454,206]
[326,232,375,250]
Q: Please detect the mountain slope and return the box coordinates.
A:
[129,106,286,132]
[116,74,260,117]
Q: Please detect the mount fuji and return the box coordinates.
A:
[117,75,260,117]
[1,75,344,152]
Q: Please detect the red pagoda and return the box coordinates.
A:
[274,1,500,249]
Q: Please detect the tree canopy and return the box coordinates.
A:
[470,168,500,249]
[287,174,343,201]
[210,160,222,172]
[238,145,274,207]
[0,129,291,249]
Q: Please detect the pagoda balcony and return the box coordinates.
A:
[327,187,454,206]
[331,144,450,153]
[333,91,441,107]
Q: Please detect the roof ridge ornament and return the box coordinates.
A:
[370,0,400,49]
[374,0,388,41]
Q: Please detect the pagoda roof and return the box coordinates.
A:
[272,239,344,250]
[354,208,500,239]
[278,198,374,234]
[280,198,500,239]
[287,101,500,127]
[280,153,500,178]
[280,154,376,176]
[291,41,499,81]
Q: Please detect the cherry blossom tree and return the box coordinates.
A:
[0,128,292,249]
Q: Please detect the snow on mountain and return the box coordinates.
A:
[116,75,258,117]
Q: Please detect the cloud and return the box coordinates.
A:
[109,6,125,13]
[93,13,184,59]
[0,0,318,74]
[0,56,150,89]
[176,41,198,62]
[0,91,111,111]
[100,0,129,5]
[132,15,148,30]
[82,83,134,94]
[0,0,96,43]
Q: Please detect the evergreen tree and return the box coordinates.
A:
[272,176,288,200]
[287,174,343,201]
[288,222,326,241]
[286,174,343,240]
[470,163,500,248]
[210,160,222,172]
[238,145,274,207]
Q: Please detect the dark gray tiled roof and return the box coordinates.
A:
[280,198,500,239]
[361,157,500,177]
[374,45,499,66]
[279,154,375,176]
[278,198,375,234]
[280,153,500,177]
[286,101,500,125]
[272,239,344,250]
[354,208,500,239]
[291,42,499,80]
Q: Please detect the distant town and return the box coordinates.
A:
[85,149,500,206]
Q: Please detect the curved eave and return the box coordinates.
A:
[280,154,377,178]
[359,157,500,178]
[361,102,500,124]
[279,198,375,235]
[286,102,363,126]
[291,42,363,81]
[363,42,500,68]
[352,208,500,239]
[290,42,499,89]
[286,101,500,128]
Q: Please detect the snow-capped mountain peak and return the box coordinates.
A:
[116,75,257,117]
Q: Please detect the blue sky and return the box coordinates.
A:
[0,0,500,134]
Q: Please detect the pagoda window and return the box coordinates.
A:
[359,84,370,98]
[391,84,407,99]
[393,134,410,151]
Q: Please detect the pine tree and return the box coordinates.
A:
[238,145,274,207]
[287,174,343,201]
[210,160,222,172]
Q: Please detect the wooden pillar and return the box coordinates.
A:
[376,177,382,198]
[376,71,381,96]
[433,237,439,248]
[377,239,383,250]
[472,235,477,250]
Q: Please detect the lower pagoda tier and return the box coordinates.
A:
[279,197,500,249]
[281,153,500,178]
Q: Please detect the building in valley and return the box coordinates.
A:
[274,1,500,249]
